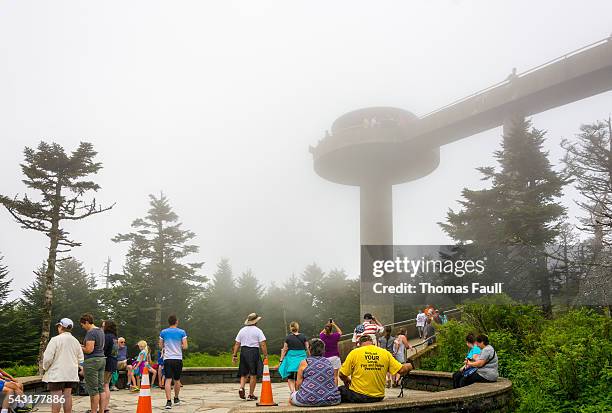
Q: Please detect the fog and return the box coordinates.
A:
[1,0,611,298]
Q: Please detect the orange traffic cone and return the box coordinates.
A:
[256,358,277,406]
[136,366,152,413]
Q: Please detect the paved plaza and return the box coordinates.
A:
[33,383,425,413]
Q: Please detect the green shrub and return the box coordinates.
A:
[513,309,611,412]
[460,294,544,351]
[4,364,38,377]
[418,319,477,371]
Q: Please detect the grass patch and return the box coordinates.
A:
[184,352,280,367]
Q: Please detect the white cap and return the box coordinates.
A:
[56,318,73,328]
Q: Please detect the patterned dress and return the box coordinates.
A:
[295,356,341,406]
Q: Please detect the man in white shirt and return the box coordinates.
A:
[416,310,427,339]
[232,313,268,401]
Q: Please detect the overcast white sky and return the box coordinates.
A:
[1,0,611,299]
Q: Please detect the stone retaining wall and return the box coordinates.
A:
[231,372,513,413]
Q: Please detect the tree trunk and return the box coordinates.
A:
[37,182,62,374]
[539,254,553,319]
[154,296,162,333]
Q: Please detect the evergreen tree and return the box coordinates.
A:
[103,251,156,357]
[301,263,325,331]
[0,142,113,371]
[113,193,205,335]
[191,258,236,352]
[235,269,264,317]
[53,258,100,330]
[317,269,360,332]
[440,119,566,316]
[562,118,612,246]
[0,254,11,305]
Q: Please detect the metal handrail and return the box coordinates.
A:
[419,36,611,119]
[338,307,459,340]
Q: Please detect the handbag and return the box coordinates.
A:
[462,366,478,377]
[462,349,496,378]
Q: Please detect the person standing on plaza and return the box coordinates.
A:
[42,318,84,413]
[159,315,188,410]
[279,321,310,393]
[232,313,268,401]
[101,321,118,412]
[79,313,106,413]
[319,320,342,385]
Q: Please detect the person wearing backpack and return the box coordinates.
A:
[459,334,498,387]
[102,320,119,413]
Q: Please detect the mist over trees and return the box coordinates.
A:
[0,115,610,367]
[441,117,611,315]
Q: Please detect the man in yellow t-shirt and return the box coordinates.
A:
[338,334,413,402]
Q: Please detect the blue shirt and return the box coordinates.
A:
[160,327,187,360]
[117,346,127,361]
[466,345,482,360]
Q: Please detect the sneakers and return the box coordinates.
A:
[239,388,246,400]
[173,398,181,405]
[165,400,172,410]
[247,394,258,401]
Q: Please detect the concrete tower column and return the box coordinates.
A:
[360,183,392,245]
[360,182,395,325]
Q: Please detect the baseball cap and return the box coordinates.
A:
[56,318,74,328]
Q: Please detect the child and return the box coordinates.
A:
[129,340,157,392]
[157,348,165,388]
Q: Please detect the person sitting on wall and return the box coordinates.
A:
[289,338,340,407]
[458,334,498,387]
[452,333,481,388]
[338,334,412,403]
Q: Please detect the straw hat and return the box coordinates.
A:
[244,313,262,325]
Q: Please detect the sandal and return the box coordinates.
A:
[239,388,246,400]
[247,394,258,401]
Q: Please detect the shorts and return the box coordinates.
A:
[338,386,383,403]
[104,371,113,384]
[238,347,263,378]
[47,382,78,392]
[83,357,106,395]
[117,360,127,370]
[326,356,342,370]
[163,359,183,381]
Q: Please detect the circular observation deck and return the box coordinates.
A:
[311,107,440,186]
